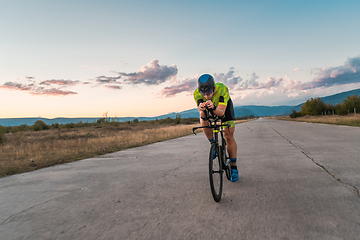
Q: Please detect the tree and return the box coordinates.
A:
[301,98,326,116]
[33,120,50,131]
[342,95,360,114]
[289,110,302,118]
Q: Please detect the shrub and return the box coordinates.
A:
[301,98,326,116]
[65,123,75,129]
[175,113,181,124]
[10,124,30,133]
[33,120,50,131]
[0,124,6,144]
[289,110,302,118]
[97,118,106,124]
[235,115,255,120]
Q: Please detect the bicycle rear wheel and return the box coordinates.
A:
[223,147,231,181]
[209,143,223,202]
[220,138,231,181]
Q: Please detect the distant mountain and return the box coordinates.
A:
[235,105,300,117]
[0,118,101,127]
[276,88,360,116]
[1,88,359,127]
[320,88,360,105]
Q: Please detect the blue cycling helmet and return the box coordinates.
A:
[198,74,215,95]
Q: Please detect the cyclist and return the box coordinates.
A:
[193,74,239,182]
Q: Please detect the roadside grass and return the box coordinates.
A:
[276,114,360,127]
[0,119,249,177]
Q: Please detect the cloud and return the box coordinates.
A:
[103,85,122,90]
[31,88,77,96]
[293,68,300,72]
[116,59,178,85]
[161,77,198,97]
[94,75,121,84]
[235,56,360,94]
[0,81,78,96]
[213,68,242,89]
[92,59,177,88]
[237,74,284,91]
[39,79,80,86]
[0,82,34,91]
[160,68,245,98]
[236,73,260,90]
[232,56,360,106]
[299,56,360,90]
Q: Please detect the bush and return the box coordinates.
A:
[301,98,326,116]
[0,124,6,144]
[289,110,302,118]
[33,120,50,131]
[97,118,106,124]
[65,123,75,129]
[236,115,256,120]
[175,113,181,124]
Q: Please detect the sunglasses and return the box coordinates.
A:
[200,89,213,96]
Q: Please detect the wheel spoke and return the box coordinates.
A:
[209,143,223,202]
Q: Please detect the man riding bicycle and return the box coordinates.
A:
[193,74,239,182]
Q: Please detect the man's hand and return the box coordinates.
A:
[205,100,215,110]
[198,102,207,111]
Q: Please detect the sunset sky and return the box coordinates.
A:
[1,0,360,118]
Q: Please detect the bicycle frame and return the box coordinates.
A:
[192,109,231,172]
[192,109,232,201]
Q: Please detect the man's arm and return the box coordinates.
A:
[197,99,207,119]
[205,100,226,117]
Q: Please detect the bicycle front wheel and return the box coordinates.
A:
[209,143,223,202]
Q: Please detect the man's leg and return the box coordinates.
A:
[201,119,213,140]
[224,126,239,182]
[224,127,237,166]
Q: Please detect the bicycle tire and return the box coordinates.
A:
[220,137,231,181]
[209,143,223,202]
[223,147,231,181]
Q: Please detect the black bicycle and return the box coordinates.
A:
[193,109,232,202]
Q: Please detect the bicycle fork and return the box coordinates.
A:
[213,129,224,173]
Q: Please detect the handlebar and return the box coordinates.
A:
[202,107,225,122]
[192,107,230,134]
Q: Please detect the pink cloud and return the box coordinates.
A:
[39,79,80,86]
[116,59,178,85]
[103,85,122,90]
[161,77,198,97]
[0,81,77,96]
[31,88,77,96]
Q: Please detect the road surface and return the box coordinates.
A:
[1,118,360,239]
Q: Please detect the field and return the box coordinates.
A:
[0,119,249,177]
[276,114,360,127]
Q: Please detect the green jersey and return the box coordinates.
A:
[193,82,230,107]
[193,82,235,123]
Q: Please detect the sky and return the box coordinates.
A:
[1,0,360,118]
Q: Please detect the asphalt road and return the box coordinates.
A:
[1,118,360,239]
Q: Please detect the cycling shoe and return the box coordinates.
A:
[231,169,239,182]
